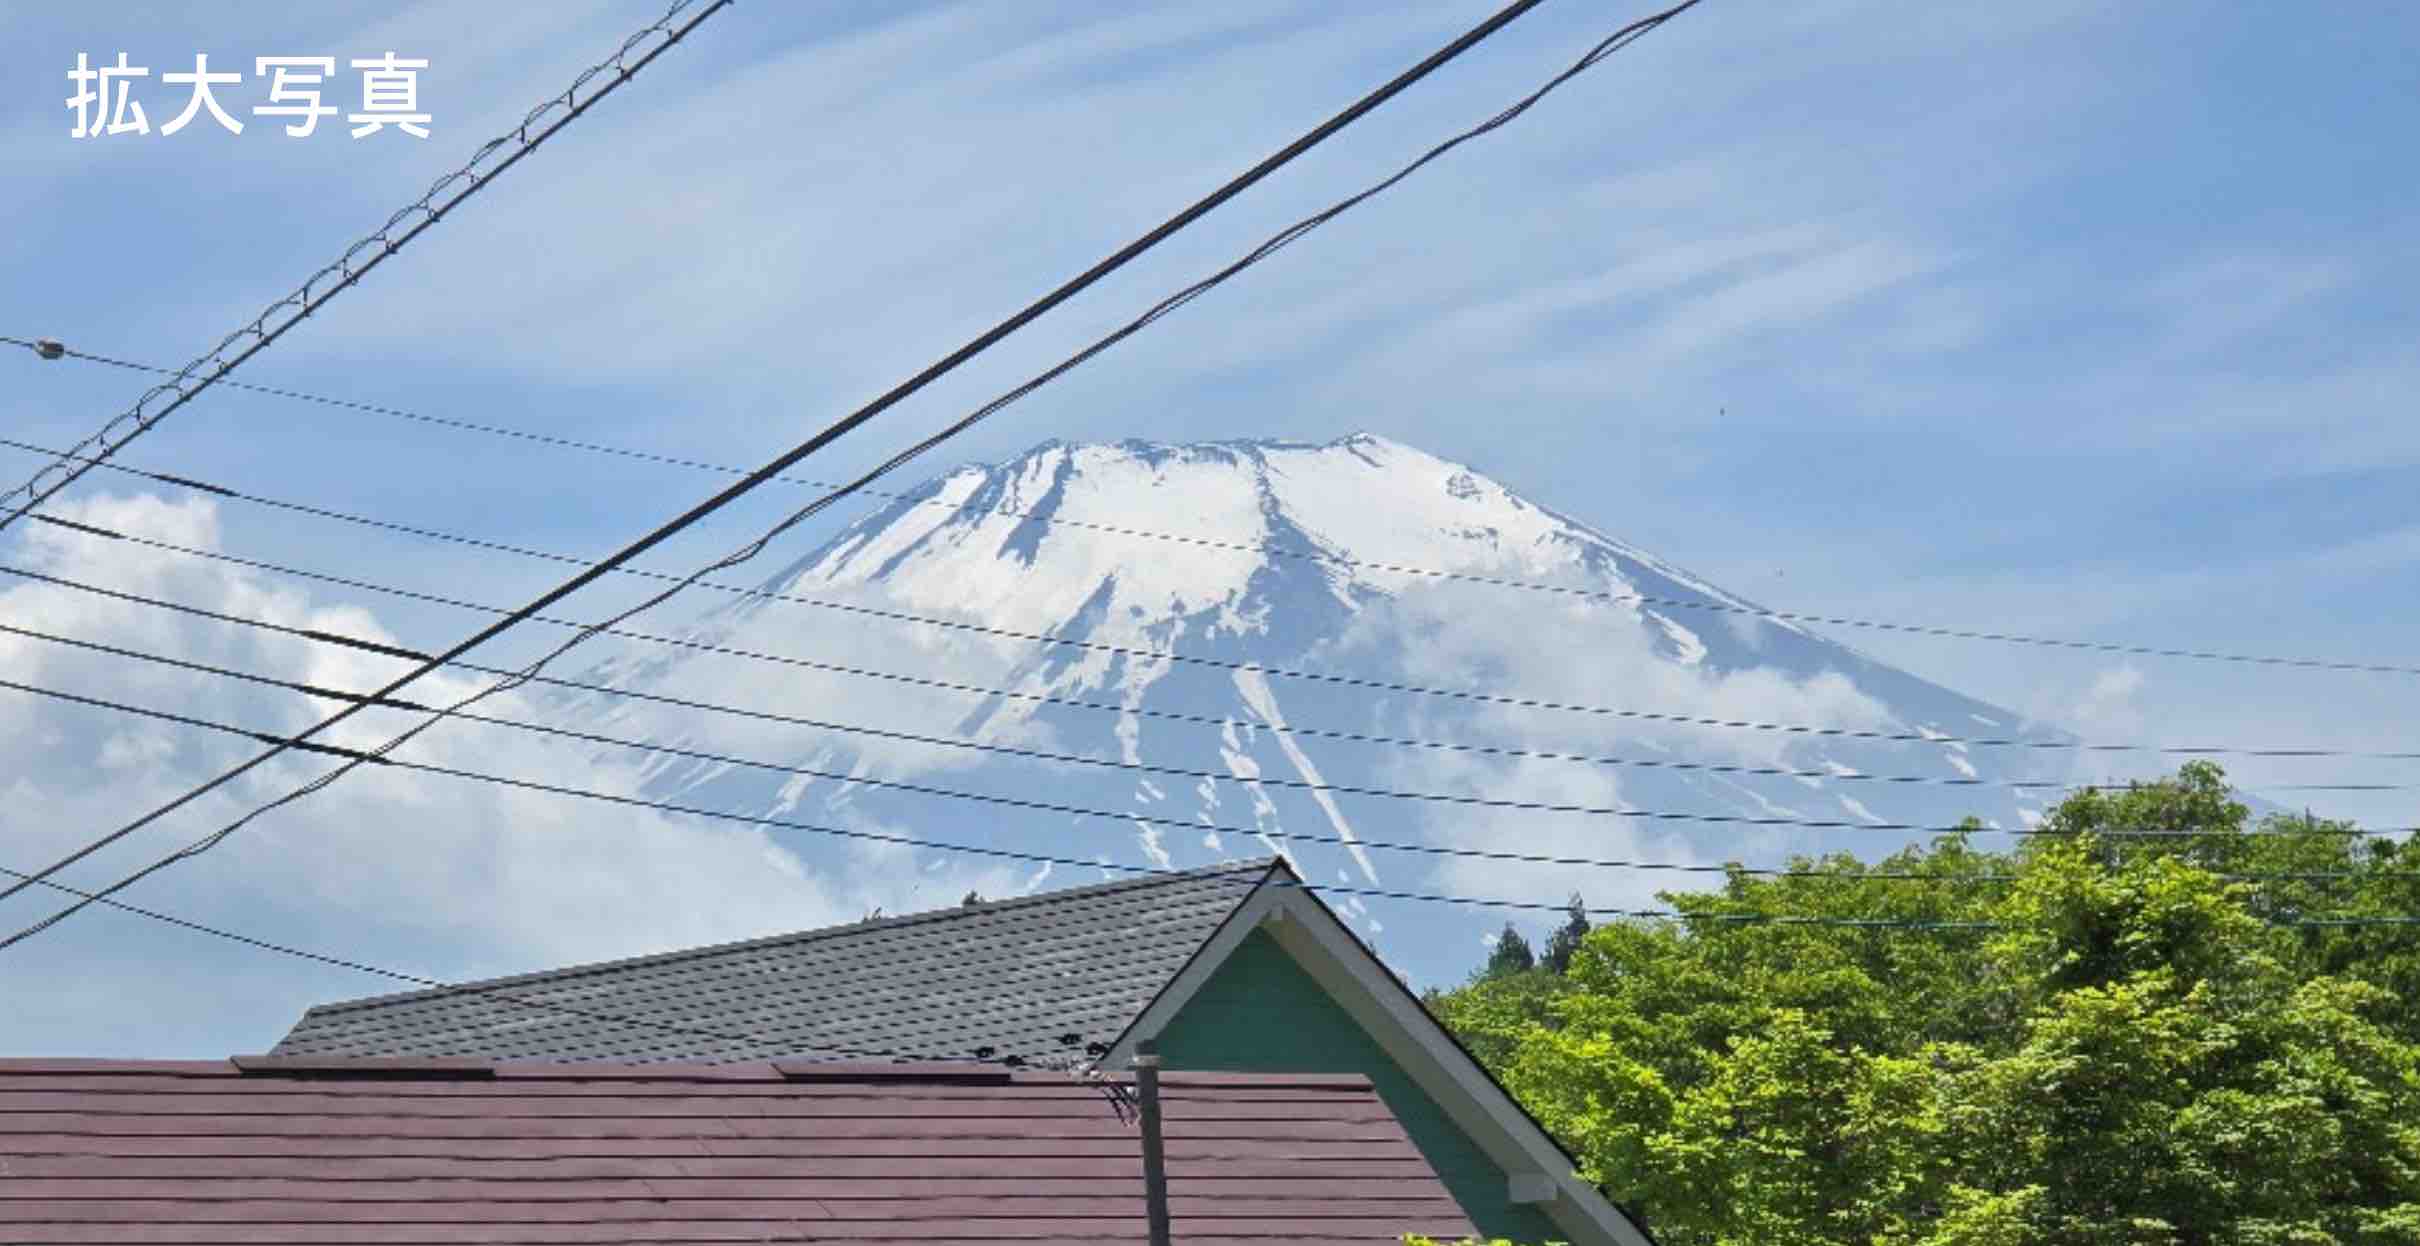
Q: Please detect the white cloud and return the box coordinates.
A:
[1331,574,1903,907]
[0,489,1012,1054]
[1343,575,1895,768]
[2069,664,2146,737]
[2137,253,2352,360]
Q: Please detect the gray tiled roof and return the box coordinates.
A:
[271,859,1281,1065]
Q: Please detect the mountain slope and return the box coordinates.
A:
[554,434,2075,981]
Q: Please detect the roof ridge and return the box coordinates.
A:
[297,857,1283,1020]
[0,1055,1375,1090]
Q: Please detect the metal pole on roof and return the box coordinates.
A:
[1134,1039,1174,1246]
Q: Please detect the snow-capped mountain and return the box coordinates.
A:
[555,434,2075,981]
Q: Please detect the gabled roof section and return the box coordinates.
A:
[1099,866,1660,1246]
[273,858,1283,1065]
[0,1057,1478,1244]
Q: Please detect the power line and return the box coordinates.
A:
[15,361,2419,685]
[4,616,2400,822]
[0,863,1142,1094]
[0,0,734,535]
[0,0,1707,946]
[26,342,1786,636]
[0,667,1995,889]
[0,622,2016,837]
[22,622,2417,885]
[3,856,2412,1092]
[1,667,2404,913]
[8,678,2417,936]
[21,557,1894,785]
[19,502,2420,783]
[0,475,2096,759]
[0,624,2028,889]
[0,676,2034,927]
[13,559,2417,821]
[2,836,2406,1074]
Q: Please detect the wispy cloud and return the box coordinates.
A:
[0,490,1015,1053]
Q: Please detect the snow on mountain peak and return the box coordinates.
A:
[568,434,2075,983]
[768,433,1770,646]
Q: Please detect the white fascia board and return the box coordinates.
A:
[1101,876,1651,1246]
[1509,1172,1560,1204]
[1096,880,1286,1071]
[1252,888,1654,1246]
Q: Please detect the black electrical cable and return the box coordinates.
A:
[13,344,2416,682]
[18,510,2420,788]
[11,620,2418,884]
[1,671,2404,921]
[23,621,2419,884]
[0,859,1143,1085]
[0,621,2029,881]
[3,849,2410,1106]
[0,0,1692,934]
[0,675,2033,929]
[12,560,2416,824]
[0,0,735,534]
[9,677,2416,931]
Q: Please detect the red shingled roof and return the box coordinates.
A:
[0,1057,1479,1244]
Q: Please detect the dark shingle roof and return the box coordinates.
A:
[271,859,1282,1065]
[0,1056,1479,1244]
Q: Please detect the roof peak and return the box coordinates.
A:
[296,857,1286,1022]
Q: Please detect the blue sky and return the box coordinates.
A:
[2,1,2415,1053]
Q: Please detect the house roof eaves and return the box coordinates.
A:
[291,857,1281,1024]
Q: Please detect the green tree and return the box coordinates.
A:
[1433,765,2420,1246]
[1485,922,1538,979]
[1543,893,1591,974]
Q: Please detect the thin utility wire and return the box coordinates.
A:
[3,675,2410,928]
[0,840,2404,1101]
[13,618,2420,881]
[0,0,1709,948]
[0,0,734,535]
[15,622,2414,883]
[13,676,2420,928]
[0,665,1969,888]
[0,857,2410,1112]
[11,559,2416,835]
[13,342,2418,681]
[23,519,2403,801]
[23,510,2420,808]
[0,676,2020,929]
[0,622,2016,880]
[0,863,1143,1098]
[15,434,2420,768]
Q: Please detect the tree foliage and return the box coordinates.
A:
[1432,765,2420,1246]
[1486,921,1539,978]
[1544,893,1592,975]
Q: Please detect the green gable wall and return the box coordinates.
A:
[1156,928,1564,1243]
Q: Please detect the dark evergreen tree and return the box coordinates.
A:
[1484,922,1537,978]
[1542,892,1591,974]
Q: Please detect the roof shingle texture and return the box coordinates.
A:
[272,860,1277,1065]
[0,1057,1479,1244]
